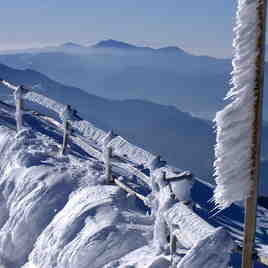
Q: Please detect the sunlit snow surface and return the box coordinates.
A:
[0,126,152,268]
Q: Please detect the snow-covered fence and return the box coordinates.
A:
[0,79,158,170]
[0,79,107,141]
[0,78,240,267]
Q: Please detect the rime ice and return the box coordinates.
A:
[213,0,259,209]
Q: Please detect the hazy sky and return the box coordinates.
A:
[1,1,237,58]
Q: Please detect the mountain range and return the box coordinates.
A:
[1,39,268,194]
[0,39,249,121]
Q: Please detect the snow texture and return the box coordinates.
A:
[0,126,150,268]
[213,0,259,208]
[25,186,147,268]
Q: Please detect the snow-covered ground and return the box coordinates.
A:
[0,100,267,267]
[0,123,154,268]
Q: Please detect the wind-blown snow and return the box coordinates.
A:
[25,186,148,268]
[0,126,151,268]
[213,0,259,208]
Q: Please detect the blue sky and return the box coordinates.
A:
[1,1,237,58]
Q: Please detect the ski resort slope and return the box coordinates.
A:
[0,105,267,267]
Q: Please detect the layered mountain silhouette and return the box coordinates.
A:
[0,63,214,182]
[0,63,268,196]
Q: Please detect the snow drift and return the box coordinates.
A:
[0,126,151,268]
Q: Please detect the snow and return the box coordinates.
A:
[213,0,259,208]
[23,91,64,122]
[25,186,147,268]
[165,202,217,249]
[107,136,156,166]
[71,119,107,146]
[0,124,152,268]
[152,166,194,203]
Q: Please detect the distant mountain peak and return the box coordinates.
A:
[93,39,138,49]
[60,42,84,48]
[157,46,187,54]
[93,39,189,55]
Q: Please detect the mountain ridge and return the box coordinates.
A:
[0,39,196,57]
[0,40,234,121]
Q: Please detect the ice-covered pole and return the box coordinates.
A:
[0,79,22,131]
[61,105,73,155]
[104,146,112,183]
[213,0,266,266]
[14,86,23,131]
[61,120,71,155]
[242,1,267,267]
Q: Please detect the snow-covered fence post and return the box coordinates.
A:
[213,0,267,267]
[61,119,71,155]
[104,146,112,183]
[170,225,177,268]
[61,104,74,155]
[14,86,23,131]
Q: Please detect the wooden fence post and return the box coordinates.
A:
[170,225,177,268]
[242,1,267,267]
[14,86,23,131]
[62,120,70,155]
[104,146,112,183]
